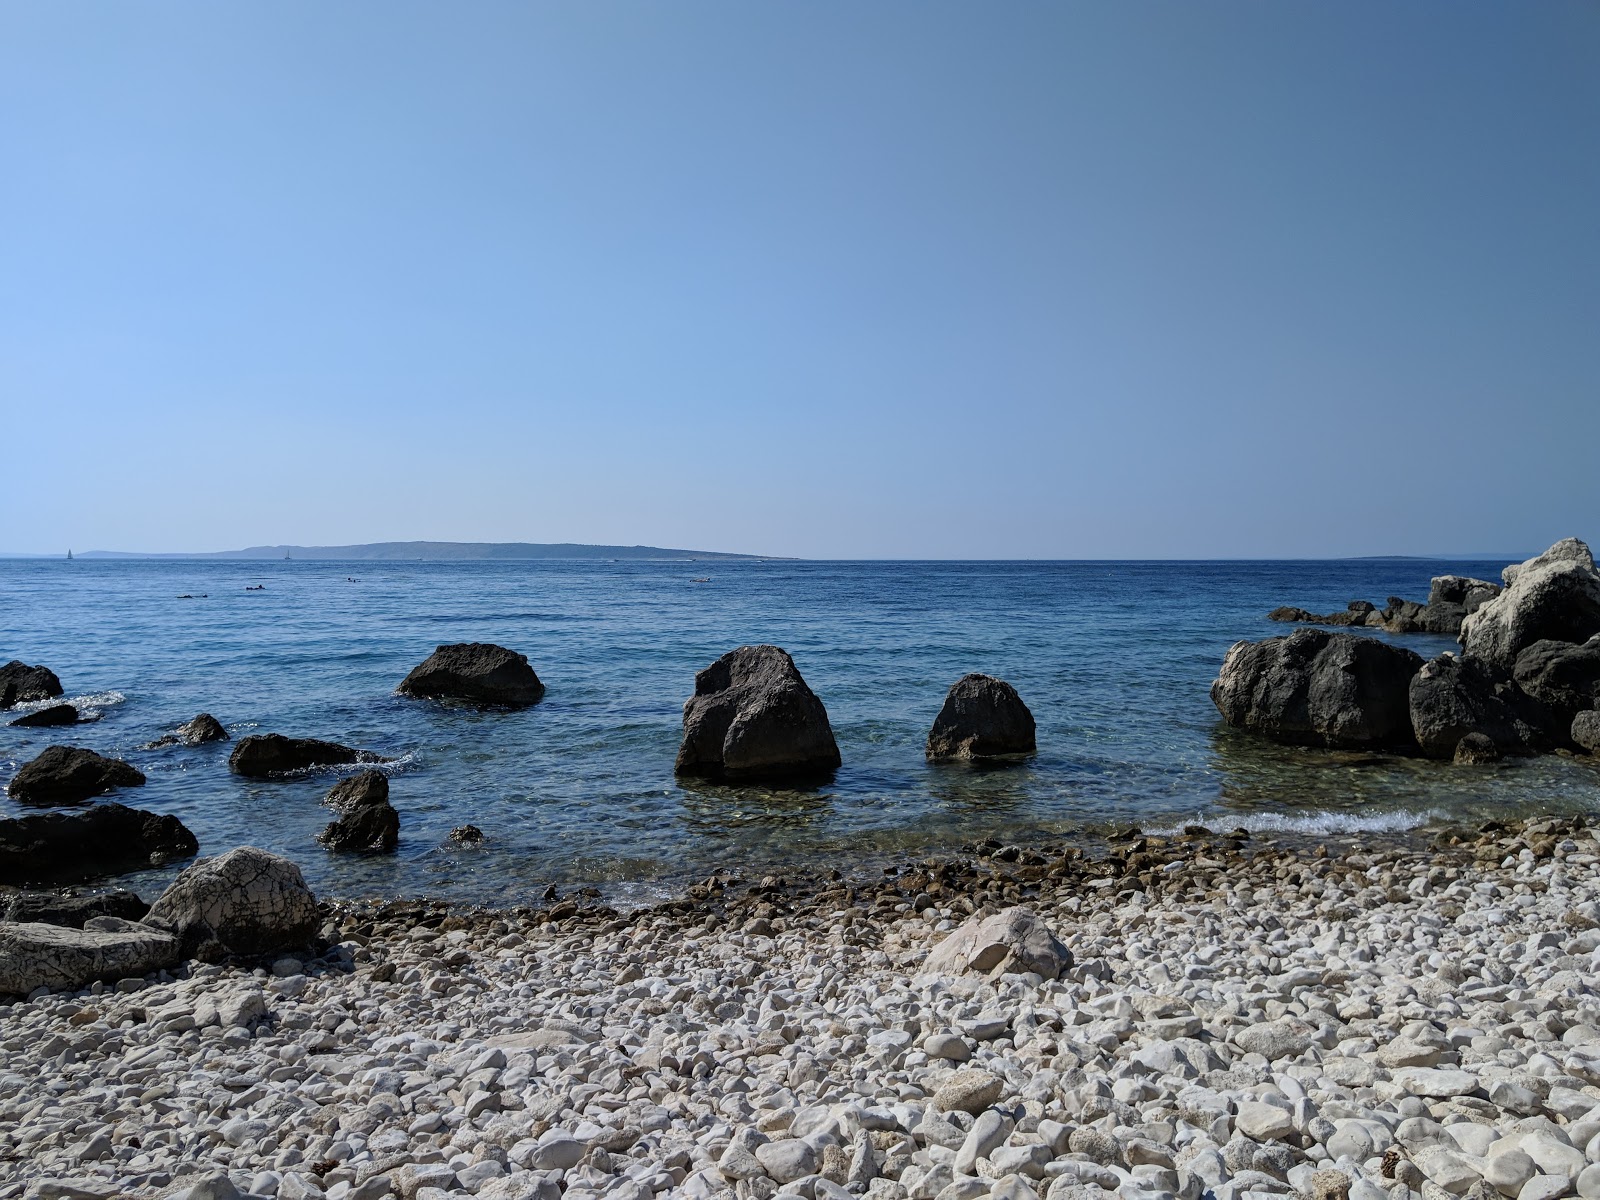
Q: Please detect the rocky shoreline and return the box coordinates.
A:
[8,816,1600,1200]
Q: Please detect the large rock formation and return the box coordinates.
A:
[146,713,229,749]
[397,643,545,707]
[1210,630,1424,750]
[0,919,180,996]
[926,674,1037,761]
[0,804,198,886]
[1,889,148,928]
[9,704,79,728]
[0,660,63,708]
[1460,539,1600,669]
[1511,636,1600,728]
[228,734,369,778]
[317,770,399,853]
[1409,654,1549,759]
[674,645,841,782]
[6,746,146,805]
[144,847,319,960]
[923,907,1072,980]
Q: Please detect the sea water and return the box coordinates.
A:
[3,557,1597,904]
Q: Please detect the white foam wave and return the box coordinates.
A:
[1149,808,1448,838]
[7,690,125,714]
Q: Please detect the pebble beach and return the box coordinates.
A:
[10,816,1600,1200]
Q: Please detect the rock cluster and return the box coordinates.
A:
[926,676,1036,762]
[675,646,841,782]
[229,734,374,779]
[0,803,199,886]
[5,745,146,806]
[6,818,1600,1200]
[1268,575,1501,636]
[0,659,62,707]
[318,771,401,854]
[399,644,547,708]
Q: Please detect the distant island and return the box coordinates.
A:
[65,541,781,562]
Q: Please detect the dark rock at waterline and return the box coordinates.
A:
[0,803,199,886]
[449,824,484,844]
[397,643,545,707]
[318,770,398,853]
[926,674,1037,762]
[144,846,318,960]
[1210,629,1424,750]
[1268,577,1501,637]
[7,746,147,806]
[1453,732,1502,765]
[9,704,79,728]
[1512,636,1600,727]
[1268,601,1377,628]
[1,888,148,928]
[1461,538,1600,669]
[228,734,370,778]
[1409,654,1549,759]
[0,661,63,709]
[146,712,229,749]
[1575,711,1600,755]
[675,645,841,782]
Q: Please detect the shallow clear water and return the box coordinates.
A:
[3,558,1596,904]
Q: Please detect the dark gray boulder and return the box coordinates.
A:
[7,746,146,806]
[146,713,229,749]
[1512,636,1600,727]
[0,804,199,886]
[398,643,545,707]
[317,770,398,853]
[1575,711,1600,755]
[675,645,841,782]
[1453,732,1502,765]
[1,889,148,928]
[1409,654,1549,759]
[1210,630,1424,750]
[0,661,63,708]
[926,674,1037,761]
[9,704,78,728]
[228,734,371,778]
[449,824,484,844]
[1461,539,1600,669]
[144,846,318,960]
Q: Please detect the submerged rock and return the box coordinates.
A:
[144,846,319,960]
[228,734,369,778]
[9,704,79,728]
[145,713,229,749]
[0,920,180,996]
[926,674,1036,762]
[1410,654,1548,759]
[674,645,841,782]
[0,803,198,887]
[1210,630,1423,750]
[923,906,1071,980]
[449,824,485,844]
[1461,538,1600,669]
[6,746,146,806]
[0,660,63,708]
[0,889,148,928]
[317,770,399,853]
[398,643,545,707]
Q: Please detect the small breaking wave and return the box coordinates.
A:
[1150,808,1448,838]
[6,690,126,717]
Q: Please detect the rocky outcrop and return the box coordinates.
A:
[397,643,545,707]
[1409,654,1548,759]
[6,746,146,805]
[1268,602,1377,628]
[0,920,180,996]
[1210,630,1423,750]
[317,770,399,853]
[0,661,62,708]
[674,645,841,782]
[923,907,1072,980]
[1268,577,1500,636]
[146,713,229,749]
[8,703,78,728]
[926,674,1036,761]
[228,734,371,778]
[144,847,318,960]
[0,804,198,886]
[1512,636,1600,727]
[1460,539,1600,669]
[1,889,148,928]
[1575,711,1600,755]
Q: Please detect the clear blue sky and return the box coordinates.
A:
[3,3,1596,558]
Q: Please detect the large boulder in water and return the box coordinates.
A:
[1409,654,1549,759]
[1460,539,1600,669]
[146,713,229,749]
[1512,636,1600,727]
[0,920,180,996]
[9,704,79,728]
[144,846,319,960]
[7,746,146,806]
[228,734,369,778]
[674,645,841,782]
[0,804,199,886]
[1210,629,1423,750]
[926,674,1037,761]
[0,661,62,708]
[397,643,545,707]
[317,770,399,853]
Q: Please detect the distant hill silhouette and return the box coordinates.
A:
[74,541,781,561]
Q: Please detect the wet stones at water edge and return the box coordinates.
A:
[227,733,375,778]
[1211,629,1424,750]
[397,642,545,707]
[144,712,229,749]
[0,803,198,886]
[143,846,319,960]
[6,745,146,806]
[674,644,841,782]
[0,659,62,708]
[317,769,399,853]
[926,673,1036,762]
[8,703,79,728]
